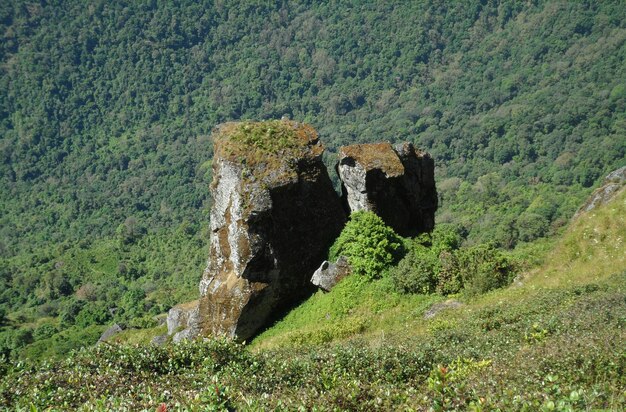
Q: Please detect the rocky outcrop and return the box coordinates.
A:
[575,166,626,218]
[337,142,437,236]
[151,334,168,346]
[97,323,123,344]
[195,120,346,341]
[311,256,351,292]
[423,300,463,320]
[166,300,200,343]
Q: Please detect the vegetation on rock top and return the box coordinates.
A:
[339,142,405,176]
[213,119,324,186]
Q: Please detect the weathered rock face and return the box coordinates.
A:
[575,165,626,218]
[196,120,346,341]
[166,300,200,343]
[311,256,351,292]
[337,142,437,236]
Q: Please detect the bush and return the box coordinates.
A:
[392,225,465,295]
[457,243,516,295]
[33,323,58,341]
[436,250,463,295]
[329,211,404,279]
[390,244,439,294]
[391,230,515,296]
[59,300,84,326]
[75,302,112,327]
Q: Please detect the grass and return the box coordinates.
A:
[251,275,439,350]
[1,189,624,410]
[112,324,168,346]
[528,187,626,288]
[213,119,323,180]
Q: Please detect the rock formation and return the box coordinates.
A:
[311,256,351,292]
[195,120,346,341]
[337,142,437,236]
[97,324,123,344]
[166,300,200,343]
[575,165,626,218]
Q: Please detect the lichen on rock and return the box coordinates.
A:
[337,142,437,236]
[196,120,346,341]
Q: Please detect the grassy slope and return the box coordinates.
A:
[253,187,626,350]
[1,189,624,411]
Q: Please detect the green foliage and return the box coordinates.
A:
[0,227,205,360]
[391,244,440,294]
[32,323,57,341]
[391,225,516,296]
[329,211,404,279]
[1,0,624,259]
[456,243,516,296]
[1,277,625,411]
[427,358,492,411]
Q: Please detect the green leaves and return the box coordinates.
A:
[329,211,404,279]
[391,225,516,296]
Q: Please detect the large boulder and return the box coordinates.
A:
[337,142,437,236]
[195,120,346,341]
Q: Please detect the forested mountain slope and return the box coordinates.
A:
[1,0,625,255]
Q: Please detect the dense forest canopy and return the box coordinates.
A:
[0,1,625,359]
[1,0,624,255]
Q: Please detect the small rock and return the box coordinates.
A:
[423,300,463,320]
[151,334,168,346]
[166,301,200,341]
[311,256,352,292]
[97,323,123,343]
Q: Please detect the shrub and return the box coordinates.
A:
[59,300,84,326]
[74,302,112,327]
[33,323,58,341]
[329,211,404,279]
[392,231,515,296]
[456,243,515,295]
[390,244,439,294]
[436,250,463,295]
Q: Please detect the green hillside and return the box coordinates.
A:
[2,183,624,411]
[1,0,625,392]
[1,0,625,255]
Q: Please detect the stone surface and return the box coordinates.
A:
[575,165,626,218]
[166,300,200,342]
[151,334,168,346]
[97,323,123,344]
[423,300,463,320]
[337,142,437,236]
[195,120,346,341]
[311,256,352,292]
